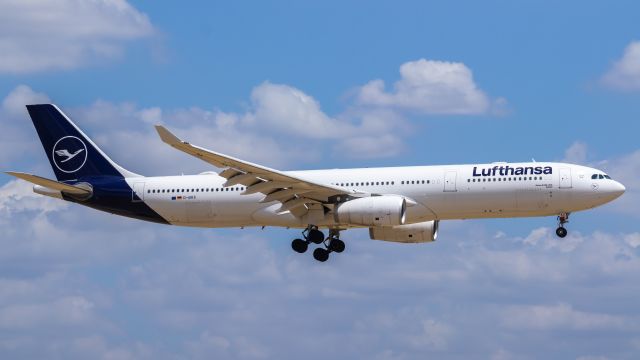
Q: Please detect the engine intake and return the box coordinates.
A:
[334,196,406,226]
[369,221,439,243]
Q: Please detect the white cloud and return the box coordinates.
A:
[0,296,96,329]
[501,303,631,331]
[246,82,355,139]
[563,141,588,164]
[601,41,640,91]
[624,233,640,248]
[0,0,154,73]
[0,179,68,214]
[2,85,51,116]
[0,84,408,176]
[357,58,503,114]
[1,175,640,359]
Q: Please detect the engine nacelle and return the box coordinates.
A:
[334,196,406,226]
[369,221,439,243]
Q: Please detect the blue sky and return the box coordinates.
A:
[1,1,640,359]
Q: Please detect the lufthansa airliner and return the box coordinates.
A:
[7,105,625,262]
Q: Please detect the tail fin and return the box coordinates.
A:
[26,104,139,181]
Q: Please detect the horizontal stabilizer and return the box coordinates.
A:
[5,171,91,195]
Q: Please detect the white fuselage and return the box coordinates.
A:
[127,162,625,229]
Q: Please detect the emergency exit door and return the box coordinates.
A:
[444,170,458,192]
[559,168,572,189]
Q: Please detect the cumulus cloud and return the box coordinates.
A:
[2,165,640,360]
[501,303,631,331]
[246,82,355,139]
[2,85,51,116]
[0,180,67,214]
[0,0,154,73]
[357,59,505,114]
[601,41,640,91]
[0,84,408,176]
[563,141,588,164]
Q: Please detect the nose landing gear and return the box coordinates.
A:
[555,213,569,238]
[291,226,345,262]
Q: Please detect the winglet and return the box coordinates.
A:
[155,125,184,146]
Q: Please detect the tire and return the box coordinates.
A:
[313,248,329,262]
[556,227,568,238]
[329,239,345,253]
[308,229,325,244]
[291,238,308,253]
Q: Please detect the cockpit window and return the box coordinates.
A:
[592,173,612,180]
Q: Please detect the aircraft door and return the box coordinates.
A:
[559,168,572,189]
[444,170,458,192]
[132,182,145,202]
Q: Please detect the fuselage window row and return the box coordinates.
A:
[331,180,437,186]
[466,176,543,183]
[147,186,247,194]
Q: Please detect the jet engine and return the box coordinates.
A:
[334,196,406,226]
[369,220,439,243]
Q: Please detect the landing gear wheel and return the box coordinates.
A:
[313,248,330,262]
[328,239,345,253]
[291,238,308,253]
[556,227,568,238]
[308,229,325,244]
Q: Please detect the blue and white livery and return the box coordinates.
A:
[7,104,626,262]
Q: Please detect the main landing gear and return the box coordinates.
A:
[556,212,569,238]
[291,226,345,262]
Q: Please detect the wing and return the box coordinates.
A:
[155,125,365,217]
[55,150,68,156]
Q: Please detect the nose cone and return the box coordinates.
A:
[613,181,626,198]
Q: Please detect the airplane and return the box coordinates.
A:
[6,104,626,262]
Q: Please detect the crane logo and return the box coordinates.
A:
[52,136,88,173]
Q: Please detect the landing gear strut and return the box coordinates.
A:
[291,226,345,262]
[556,212,569,238]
